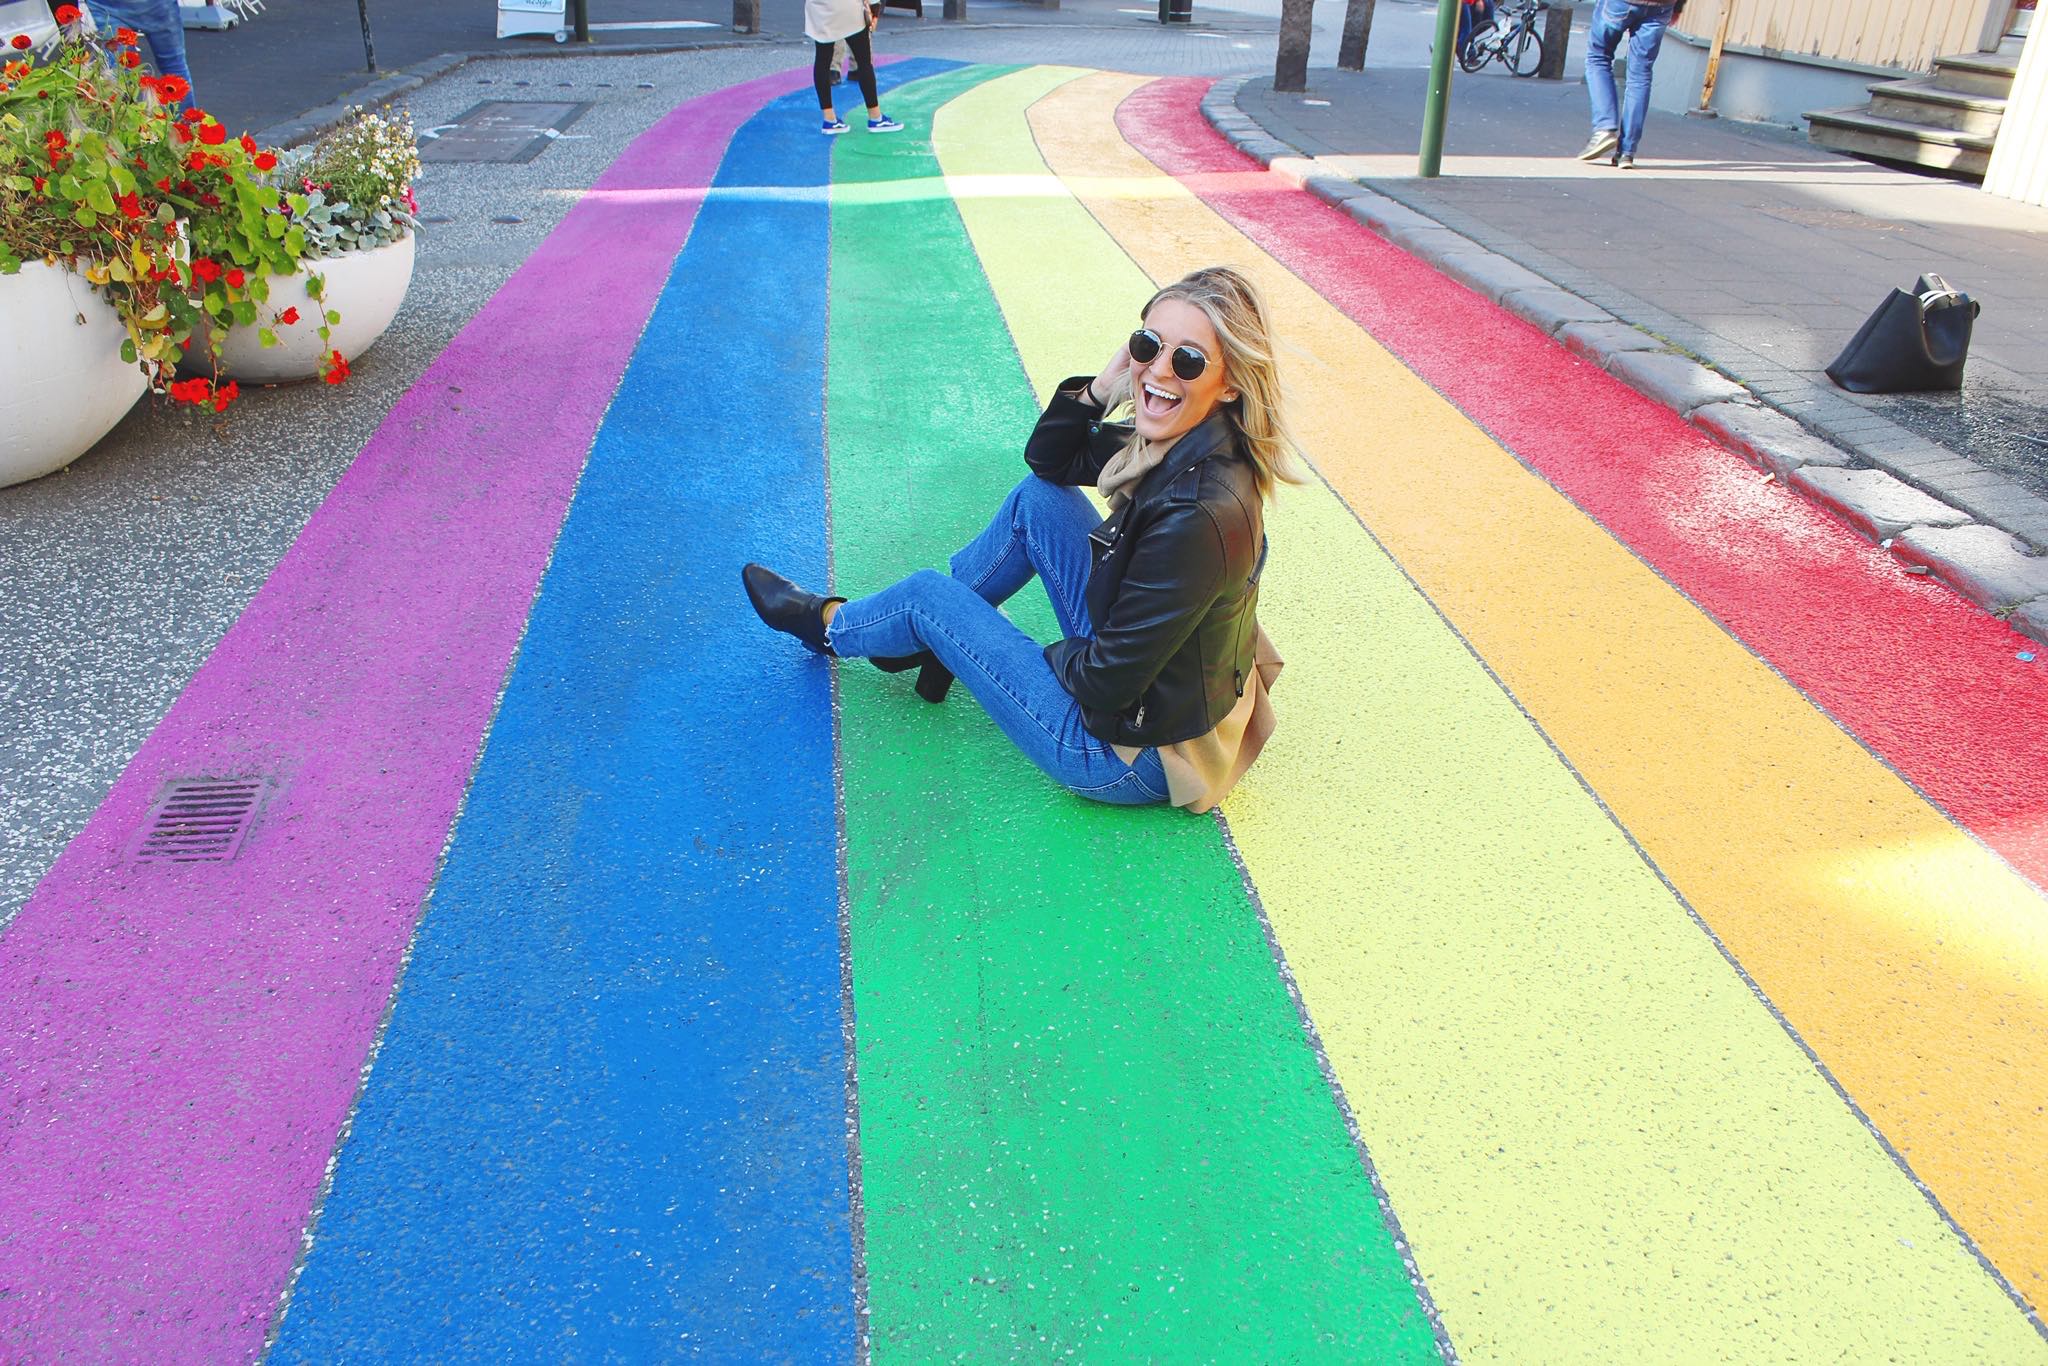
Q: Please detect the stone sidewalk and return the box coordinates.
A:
[1216,64,2048,644]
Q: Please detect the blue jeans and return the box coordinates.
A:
[826,476,1170,806]
[85,0,196,113]
[1585,0,1673,156]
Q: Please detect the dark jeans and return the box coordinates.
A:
[813,28,876,114]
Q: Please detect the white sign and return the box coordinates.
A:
[498,0,568,41]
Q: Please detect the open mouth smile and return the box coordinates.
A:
[1140,381,1183,420]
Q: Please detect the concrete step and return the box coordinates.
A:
[1806,106,1994,177]
[1932,49,2020,98]
[1866,77,2007,136]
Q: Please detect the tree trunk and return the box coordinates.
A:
[1275,0,1314,91]
[1337,0,1377,71]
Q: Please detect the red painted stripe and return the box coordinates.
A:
[1119,77,2048,887]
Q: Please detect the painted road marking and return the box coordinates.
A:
[831,64,1439,1361]
[267,66,959,1359]
[0,65,817,1363]
[1022,69,2045,1359]
[1113,74,2048,1318]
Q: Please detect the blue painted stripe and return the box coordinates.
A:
[272,61,961,1361]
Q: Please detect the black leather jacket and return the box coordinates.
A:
[1025,378,1268,749]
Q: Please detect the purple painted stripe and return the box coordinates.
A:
[0,67,811,1364]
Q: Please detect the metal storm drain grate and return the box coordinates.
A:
[420,101,591,164]
[134,778,266,864]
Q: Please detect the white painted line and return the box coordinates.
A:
[586,19,720,29]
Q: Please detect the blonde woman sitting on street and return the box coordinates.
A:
[745,266,1295,813]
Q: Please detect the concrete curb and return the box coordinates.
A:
[1198,77,2048,646]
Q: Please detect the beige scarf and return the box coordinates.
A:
[1096,436,1165,509]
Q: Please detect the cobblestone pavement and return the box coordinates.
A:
[4,32,2048,1366]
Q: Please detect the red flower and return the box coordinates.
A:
[253,151,277,171]
[278,306,299,325]
[323,351,351,385]
[116,191,142,219]
[181,106,205,123]
[168,377,212,405]
[53,4,79,22]
[155,75,189,103]
[10,33,31,49]
[154,176,171,191]
[114,26,140,46]
[172,122,192,144]
[224,267,245,288]
[185,150,207,170]
[191,258,221,283]
[31,175,45,192]
[211,380,239,413]
[197,122,226,146]
[44,129,66,149]
[239,134,257,154]
[118,49,140,69]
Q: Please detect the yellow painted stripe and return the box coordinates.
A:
[1027,75,2048,1318]
[933,67,2048,1360]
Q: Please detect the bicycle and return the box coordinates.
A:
[1458,0,1546,77]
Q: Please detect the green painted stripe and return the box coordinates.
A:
[827,66,1439,1361]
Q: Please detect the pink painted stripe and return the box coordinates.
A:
[0,68,809,1364]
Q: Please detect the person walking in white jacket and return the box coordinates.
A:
[806,0,902,135]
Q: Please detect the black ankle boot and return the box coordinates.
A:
[742,563,841,656]
[914,659,954,703]
[870,650,953,703]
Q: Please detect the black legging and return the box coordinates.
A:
[814,27,878,114]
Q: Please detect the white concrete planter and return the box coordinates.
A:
[0,262,148,489]
[210,233,416,384]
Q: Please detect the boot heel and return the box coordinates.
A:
[914,661,954,704]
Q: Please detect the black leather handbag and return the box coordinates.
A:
[1825,273,1980,393]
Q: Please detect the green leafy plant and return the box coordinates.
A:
[286,107,420,256]
[0,7,311,408]
[263,107,421,376]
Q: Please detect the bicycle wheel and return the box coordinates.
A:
[1506,24,1545,76]
[1457,25,1494,73]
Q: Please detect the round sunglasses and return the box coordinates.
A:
[1128,328,1210,382]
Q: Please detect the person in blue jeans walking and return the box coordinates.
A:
[744,266,1295,813]
[82,0,196,112]
[1578,0,1683,168]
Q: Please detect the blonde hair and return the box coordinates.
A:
[1102,265,1304,503]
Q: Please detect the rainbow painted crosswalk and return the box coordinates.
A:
[2,61,2045,1363]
